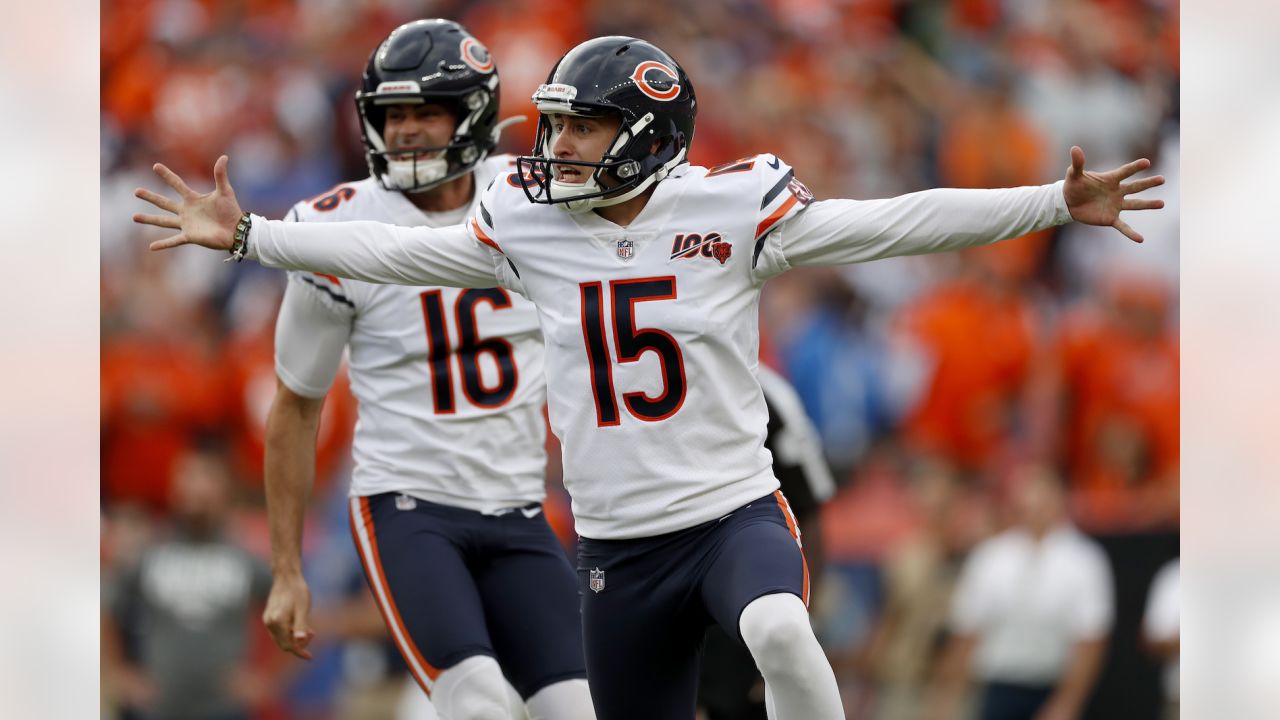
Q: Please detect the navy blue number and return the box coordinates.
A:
[579,277,686,425]
[419,290,518,414]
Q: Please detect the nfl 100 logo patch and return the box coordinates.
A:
[616,238,635,260]
[590,567,606,593]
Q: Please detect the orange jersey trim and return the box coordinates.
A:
[772,490,810,607]
[471,218,504,254]
[755,195,800,241]
[349,497,442,693]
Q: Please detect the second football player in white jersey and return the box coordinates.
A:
[136,35,1164,720]
[257,20,593,720]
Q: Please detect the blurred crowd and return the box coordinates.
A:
[101,0,1179,718]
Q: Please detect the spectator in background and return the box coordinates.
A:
[775,273,890,481]
[891,239,1050,477]
[1143,558,1180,720]
[857,459,989,720]
[924,465,1113,720]
[101,251,229,512]
[103,444,278,720]
[1051,270,1179,531]
[1015,1,1163,180]
[938,70,1046,193]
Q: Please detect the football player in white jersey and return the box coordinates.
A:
[254,20,593,720]
[135,35,1164,720]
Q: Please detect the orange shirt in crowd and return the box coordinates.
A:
[1056,295,1179,529]
[938,94,1045,191]
[894,268,1041,473]
[101,336,231,511]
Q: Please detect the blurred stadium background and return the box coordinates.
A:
[100,0,1179,718]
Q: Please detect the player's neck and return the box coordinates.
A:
[403,172,474,213]
[593,185,657,227]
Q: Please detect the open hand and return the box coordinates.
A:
[262,572,316,661]
[133,155,244,252]
[1062,146,1165,243]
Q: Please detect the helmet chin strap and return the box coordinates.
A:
[584,146,686,210]
[547,111,674,213]
[390,115,523,194]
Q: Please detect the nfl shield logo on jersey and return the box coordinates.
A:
[590,567,606,593]
[616,238,635,260]
[395,494,417,511]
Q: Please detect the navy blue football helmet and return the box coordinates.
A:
[356,19,501,193]
[516,37,697,212]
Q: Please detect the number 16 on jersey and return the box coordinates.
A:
[419,289,519,414]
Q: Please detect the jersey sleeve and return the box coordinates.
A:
[274,273,354,398]
[749,155,817,280]
[466,175,531,298]
[270,204,355,398]
[249,215,504,289]
[753,180,1072,280]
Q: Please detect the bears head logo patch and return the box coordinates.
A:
[711,239,732,265]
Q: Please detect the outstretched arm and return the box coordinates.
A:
[134,156,503,289]
[760,147,1164,274]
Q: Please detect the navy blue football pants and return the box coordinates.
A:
[576,491,809,720]
[349,493,587,699]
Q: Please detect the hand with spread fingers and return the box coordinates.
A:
[133,155,245,252]
[1062,145,1165,243]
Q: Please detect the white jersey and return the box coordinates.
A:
[273,155,550,513]
[250,154,1071,538]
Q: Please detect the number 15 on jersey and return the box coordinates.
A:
[579,277,687,427]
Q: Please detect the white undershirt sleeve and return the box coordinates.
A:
[273,275,353,399]
[755,181,1071,279]
[247,216,504,289]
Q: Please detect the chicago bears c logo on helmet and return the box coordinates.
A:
[630,61,681,101]
[460,37,494,73]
